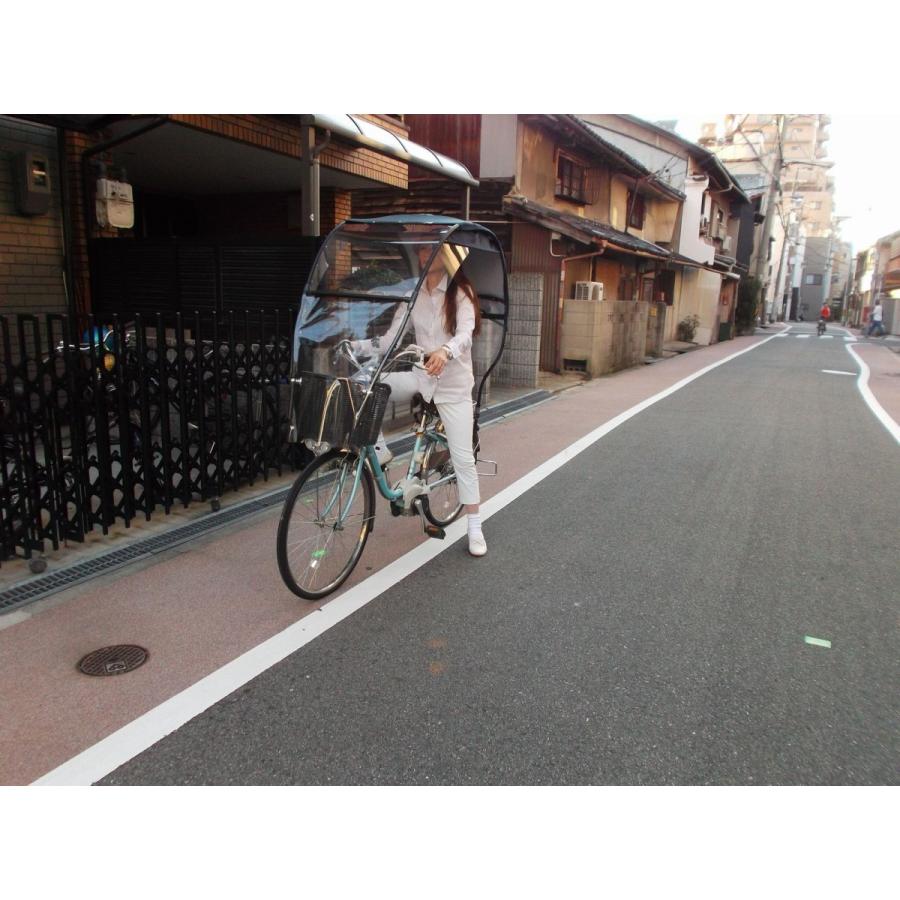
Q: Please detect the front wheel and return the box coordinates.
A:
[277,450,374,600]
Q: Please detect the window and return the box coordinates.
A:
[556,155,586,202]
[627,191,645,229]
[805,273,823,285]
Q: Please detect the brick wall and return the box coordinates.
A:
[0,118,67,318]
[494,272,542,388]
[319,189,352,233]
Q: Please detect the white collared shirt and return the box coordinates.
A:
[362,274,477,403]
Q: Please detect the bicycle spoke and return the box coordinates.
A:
[278,452,373,598]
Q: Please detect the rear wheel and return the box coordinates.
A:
[277,450,374,600]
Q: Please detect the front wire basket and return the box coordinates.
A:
[349,381,392,448]
[293,372,391,452]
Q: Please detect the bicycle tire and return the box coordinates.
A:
[277,450,374,600]
[419,431,463,528]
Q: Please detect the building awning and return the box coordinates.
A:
[502,195,671,259]
[8,114,135,132]
[11,113,479,191]
[293,114,478,188]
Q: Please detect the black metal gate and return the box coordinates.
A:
[0,309,306,568]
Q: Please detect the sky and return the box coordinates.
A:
[638,113,900,253]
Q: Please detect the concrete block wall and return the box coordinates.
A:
[560,299,651,377]
[645,302,668,356]
[882,298,900,335]
[494,272,542,388]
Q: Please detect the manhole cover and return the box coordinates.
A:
[77,645,148,677]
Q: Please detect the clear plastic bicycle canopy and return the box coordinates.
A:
[289,215,510,442]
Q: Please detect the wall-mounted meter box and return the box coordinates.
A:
[95,178,134,229]
[13,151,52,216]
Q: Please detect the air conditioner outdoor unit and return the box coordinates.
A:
[721,235,733,253]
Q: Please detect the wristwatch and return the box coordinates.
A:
[441,343,454,359]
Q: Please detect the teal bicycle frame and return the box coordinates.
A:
[328,411,455,527]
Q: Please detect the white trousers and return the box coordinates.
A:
[382,372,480,506]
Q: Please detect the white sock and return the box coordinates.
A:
[467,513,482,535]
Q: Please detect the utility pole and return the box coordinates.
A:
[754,114,791,326]
[773,224,791,322]
[776,164,807,321]
[822,229,835,312]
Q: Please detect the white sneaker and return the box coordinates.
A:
[373,441,393,466]
[468,531,487,557]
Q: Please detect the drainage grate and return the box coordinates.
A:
[0,390,553,615]
[0,488,292,614]
[77,644,148,676]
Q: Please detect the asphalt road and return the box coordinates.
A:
[101,330,899,785]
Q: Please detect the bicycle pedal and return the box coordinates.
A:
[423,523,446,540]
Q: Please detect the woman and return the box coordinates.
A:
[356,241,487,557]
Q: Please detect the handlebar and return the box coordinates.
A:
[334,340,428,373]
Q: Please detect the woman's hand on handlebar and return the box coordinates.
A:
[424,347,449,377]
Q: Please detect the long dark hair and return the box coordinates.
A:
[444,270,482,337]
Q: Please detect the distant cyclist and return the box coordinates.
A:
[866,300,885,337]
[818,303,831,335]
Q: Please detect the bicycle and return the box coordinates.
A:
[275,214,509,598]
[276,342,464,599]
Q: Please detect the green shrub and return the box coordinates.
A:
[676,314,700,342]
[736,275,761,334]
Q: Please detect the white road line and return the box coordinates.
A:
[822,370,856,376]
[795,335,810,339]
[32,329,789,786]
[845,344,900,445]
[818,335,834,339]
